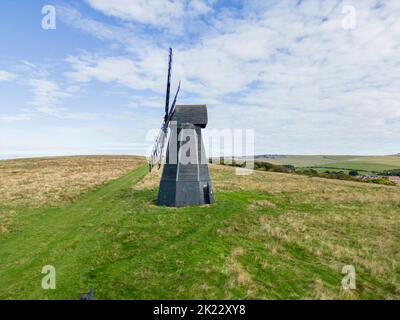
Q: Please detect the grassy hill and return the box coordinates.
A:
[258,155,400,174]
[259,155,358,167]
[0,156,399,299]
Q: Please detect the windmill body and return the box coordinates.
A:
[158,105,214,207]
[149,48,214,207]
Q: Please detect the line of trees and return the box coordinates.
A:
[382,169,400,176]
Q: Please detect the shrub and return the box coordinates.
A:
[367,178,396,186]
[216,160,395,186]
[295,168,318,176]
[254,161,274,171]
[349,170,359,176]
[382,169,400,176]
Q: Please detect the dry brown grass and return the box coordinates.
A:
[0,208,16,234]
[211,164,400,204]
[0,156,145,207]
[128,163,400,203]
[1,159,399,298]
[133,165,161,190]
[225,247,259,298]
[212,165,400,298]
[250,199,277,209]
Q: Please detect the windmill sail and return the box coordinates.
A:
[168,81,181,121]
[149,127,168,170]
[164,48,173,122]
[149,48,180,171]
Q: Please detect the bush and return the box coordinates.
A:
[295,168,318,176]
[382,169,400,176]
[216,159,396,186]
[254,161,273,171]
[349,170,359,176]
[367,178,396,186]
[271,164,295,173]
[218,160,294,173]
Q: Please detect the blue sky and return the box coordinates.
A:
[0,0,399,159]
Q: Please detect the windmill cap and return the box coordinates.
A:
[172,104,208,128]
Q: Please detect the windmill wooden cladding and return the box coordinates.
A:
[158,104,215,207]
[149,48,215,206]
[171,104,208,128]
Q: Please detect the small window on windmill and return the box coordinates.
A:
[186,142,191,158]
[203,184,211,204]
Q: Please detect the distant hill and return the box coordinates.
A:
[253,155,400,174]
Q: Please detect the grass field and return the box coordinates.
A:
[260,155,400,174]
[0,156,400,299]
[260,155,358,167]
[0,156,144,207]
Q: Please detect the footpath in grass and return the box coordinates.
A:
[0,165,332,299]
[0,165,398,299]
[1,165,244,299]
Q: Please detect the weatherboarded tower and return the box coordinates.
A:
[158,105,214,207]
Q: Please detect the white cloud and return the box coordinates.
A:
[188,0,212,15]
[22,61,37,69]
[0,114,32,122]
[0,66,88,122]
[85,0,211,27]
[59,5,135,42]
[63,112,99,121]
[126,97,164,109]
[0,70,16,81]
[86,0,183,26]
[64,0,400,154]
[5,0,400,156]
[27,79,71,115]
[65,55,162,91]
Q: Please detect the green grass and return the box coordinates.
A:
[261,155,400,174]
[1,164,399,299]
[308,162,400,174]
[258,155,360,167]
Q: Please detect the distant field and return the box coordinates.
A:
[259,155,400,174]
[310,162,400,173]
[1,156,399,299]
[259,155,359,167]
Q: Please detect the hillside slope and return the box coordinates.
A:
[259,155,400,174]
[0,157,399,299]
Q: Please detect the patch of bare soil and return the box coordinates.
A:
[388,176,400,186]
